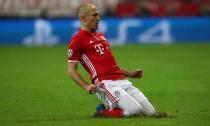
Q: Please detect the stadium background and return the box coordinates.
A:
[0,0,210,126]
[0,0,209,45]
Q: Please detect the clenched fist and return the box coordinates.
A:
[87,84,97,94]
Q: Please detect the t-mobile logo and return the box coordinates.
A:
[95,44,105,55]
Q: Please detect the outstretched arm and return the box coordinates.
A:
[121,69,143,79]
[68,62,96,94]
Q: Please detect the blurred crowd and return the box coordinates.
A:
[114,0,210,17]
[0,0,210,18]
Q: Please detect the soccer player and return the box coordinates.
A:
[67,3,165,117]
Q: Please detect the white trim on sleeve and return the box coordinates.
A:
[68,60,79,63]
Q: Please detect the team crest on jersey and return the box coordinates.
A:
[114,91,121,98]
[68,49,73,57]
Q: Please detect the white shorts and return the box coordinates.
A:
[96,79,156,116]
[96,79,146,108]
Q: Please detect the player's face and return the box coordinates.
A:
[84,5,100,32]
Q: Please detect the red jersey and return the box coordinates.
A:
[68,29,125,85]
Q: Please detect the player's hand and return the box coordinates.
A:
[86,84,97,94]
[130,69,143,79]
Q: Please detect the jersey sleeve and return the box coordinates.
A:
[67,38,81,63]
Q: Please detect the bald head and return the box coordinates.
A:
[77,3,100,32]
[78,3,96,18]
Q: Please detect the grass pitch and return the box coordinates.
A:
[0,43,210,126]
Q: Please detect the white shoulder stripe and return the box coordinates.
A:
[81,54,97,78]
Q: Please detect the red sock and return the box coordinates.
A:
[102,108,124,118]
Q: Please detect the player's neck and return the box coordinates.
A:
[81,27,95,33]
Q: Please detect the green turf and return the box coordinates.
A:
[0,43,210,126]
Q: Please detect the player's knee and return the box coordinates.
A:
[144,107,156,116]
[140,99,156,116]
[123,102,142,117]
[118,95,142,117]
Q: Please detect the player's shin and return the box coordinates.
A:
[95,104,124,117]
[101,108,124,117]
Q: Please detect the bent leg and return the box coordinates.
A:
[107,86,143,117]
[127,86,156,116]
[96,80,145,117]
[96,86,142,117]
[117,92,143,116]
